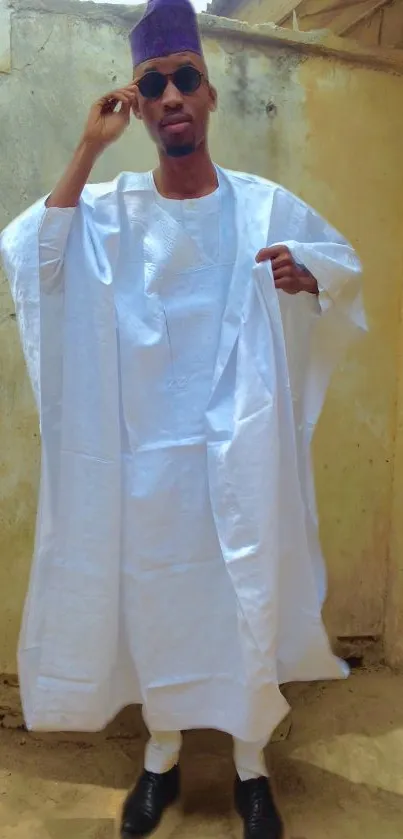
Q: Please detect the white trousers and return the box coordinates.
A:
[145,731,269,781]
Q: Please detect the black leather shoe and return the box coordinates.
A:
[120,765,180,837]
[235,776,285,839]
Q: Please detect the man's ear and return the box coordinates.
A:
[208,84,218,114]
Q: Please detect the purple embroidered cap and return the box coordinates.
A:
[129,0,203,67]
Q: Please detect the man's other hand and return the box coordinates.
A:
[256,245,318,295]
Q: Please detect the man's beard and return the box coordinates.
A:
[164,142,196,158]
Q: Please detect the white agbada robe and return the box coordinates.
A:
[0,166,365,740]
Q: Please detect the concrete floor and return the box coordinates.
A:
[1,668,403,839]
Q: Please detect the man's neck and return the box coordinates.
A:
[154,148,218,200]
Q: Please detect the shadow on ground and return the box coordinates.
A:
[0,668,402,838]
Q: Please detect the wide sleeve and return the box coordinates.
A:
[38,205,76,292]
[267,187,366,419]
[1,199,76,293]
[263,187,366,604]
[271,187,364,323]
[0,200,76,407]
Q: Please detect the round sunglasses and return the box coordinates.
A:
[136,65,205,100]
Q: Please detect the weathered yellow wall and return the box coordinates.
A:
[1,4,403,671]
[295,61,403,638]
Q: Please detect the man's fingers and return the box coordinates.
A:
[256,244,311,295]
[255,245,288,264]
[274,277,299,294]
[101,87,137,101]
[272,266,293,280]
[99,89,137,114]
[119,100,132,122]
[273,274,294,288]
[270,255,294,271]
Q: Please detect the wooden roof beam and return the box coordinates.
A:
[264,0,304,24]
[331,0,392,35]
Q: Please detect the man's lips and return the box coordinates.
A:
[160,115,192,134]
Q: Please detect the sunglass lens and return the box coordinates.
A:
[138,72,167,99]
[174,66,202,94]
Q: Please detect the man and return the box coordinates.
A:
[0,0,364,837]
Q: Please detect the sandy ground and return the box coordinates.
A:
[1,668,403,839]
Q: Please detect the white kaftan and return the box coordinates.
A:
[0,166,365,740]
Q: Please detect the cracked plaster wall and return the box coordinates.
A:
[0,0,11,72]
[1,1,403,672]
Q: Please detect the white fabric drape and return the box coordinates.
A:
[0,167,364,737]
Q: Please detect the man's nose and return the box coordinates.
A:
[161,79,184,109]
